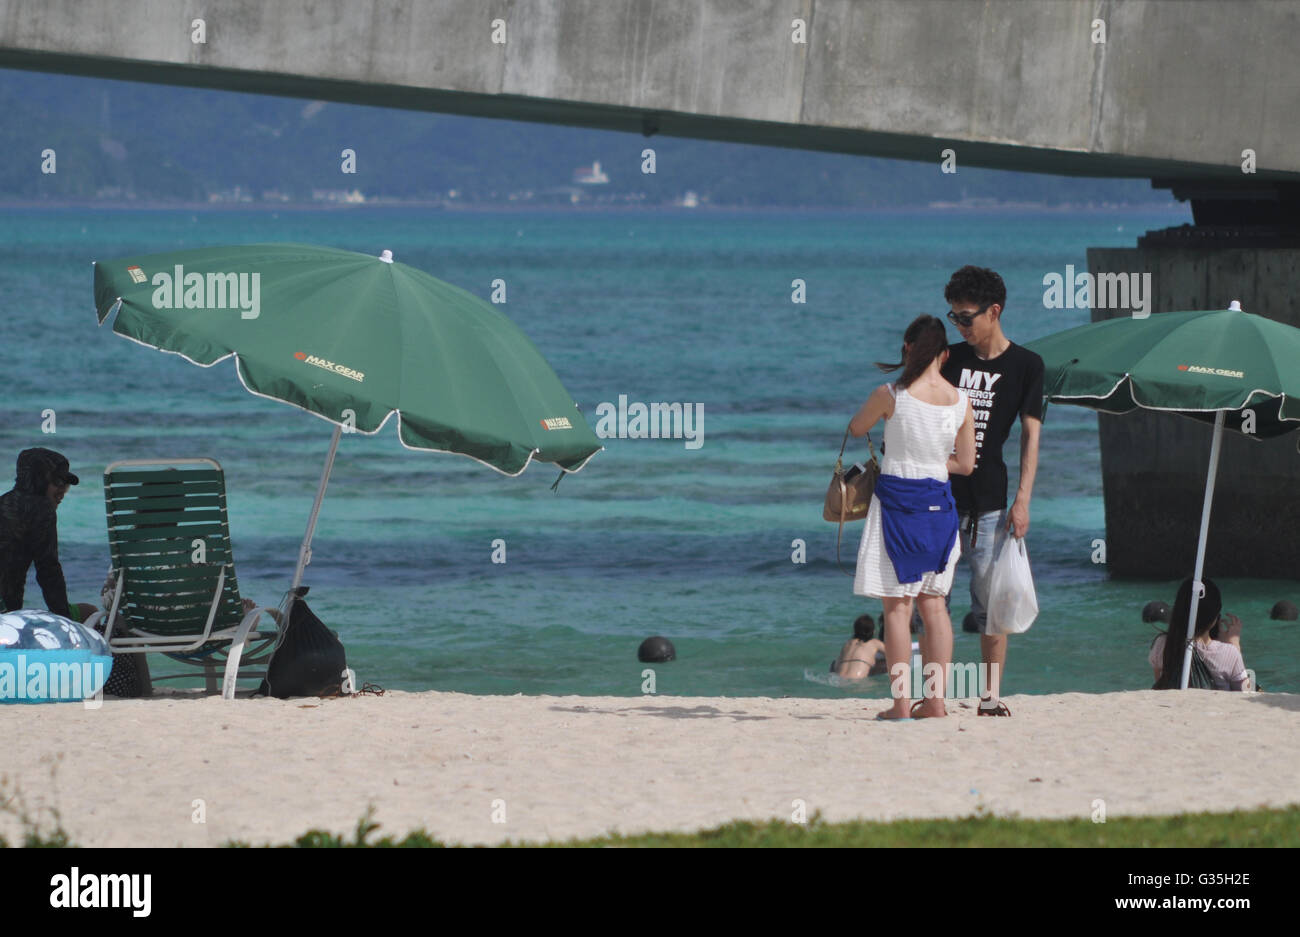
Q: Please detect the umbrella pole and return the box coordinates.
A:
[1179,411,1225,689]
[287,425,343,607]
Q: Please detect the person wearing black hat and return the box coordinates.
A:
[0,447,80,618]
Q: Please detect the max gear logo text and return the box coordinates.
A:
[295,351,365,383]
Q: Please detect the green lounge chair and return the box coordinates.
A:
[86,458,283,699]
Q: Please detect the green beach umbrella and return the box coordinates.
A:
[1028,303,1300,434]
[93,243,602,597]
[1025,302,1300,689]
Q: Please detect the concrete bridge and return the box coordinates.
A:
[3,0,1299,576]
[2,0,1298,187]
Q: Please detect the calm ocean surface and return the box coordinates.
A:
[3,205,1296,697]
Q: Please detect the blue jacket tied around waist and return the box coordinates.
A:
[872,475,959,584]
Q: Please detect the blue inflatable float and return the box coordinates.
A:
[0,609,113,703]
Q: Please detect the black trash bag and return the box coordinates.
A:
[257,596,348,698]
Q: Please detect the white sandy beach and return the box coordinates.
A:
[2,689,1298,847]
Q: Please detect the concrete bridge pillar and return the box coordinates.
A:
[1085,240,1300,578]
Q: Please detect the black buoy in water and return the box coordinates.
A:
[638,636,676,662]
[961,612,979,633]
[1142,601,1171,624]
[1270,600,1298,621]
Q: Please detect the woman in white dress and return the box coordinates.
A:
[848,315,976,719]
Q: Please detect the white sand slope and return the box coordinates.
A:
[1,689,1297,847]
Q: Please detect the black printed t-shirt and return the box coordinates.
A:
[941,341,1045,514]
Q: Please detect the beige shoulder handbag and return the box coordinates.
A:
[823,426,880,575]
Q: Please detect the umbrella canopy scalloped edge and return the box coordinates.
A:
[97,296,604,478]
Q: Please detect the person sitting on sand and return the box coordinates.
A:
[831,614,887,679]
[1149,577,1249,691]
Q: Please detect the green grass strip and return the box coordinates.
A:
[223,804,1300,848]
[9,805,1296,848]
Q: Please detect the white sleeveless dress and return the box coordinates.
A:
[854,384,967,598]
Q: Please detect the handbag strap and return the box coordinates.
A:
[834,426,878,473]
[836,426,879,461]
[835,487,853,575]
[834,425,879,576]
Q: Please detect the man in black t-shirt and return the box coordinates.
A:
[940,266,1043,716]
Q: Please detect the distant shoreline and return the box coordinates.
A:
[0,200,1188,215]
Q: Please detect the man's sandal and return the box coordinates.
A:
[977,699,1012,717]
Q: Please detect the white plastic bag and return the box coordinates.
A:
[986,535,1038,634]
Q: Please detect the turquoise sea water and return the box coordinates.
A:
[3,205,1296,698]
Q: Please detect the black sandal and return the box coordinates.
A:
[977,699,1012,717]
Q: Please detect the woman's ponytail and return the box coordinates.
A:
[874,315,948,388]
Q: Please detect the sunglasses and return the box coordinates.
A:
[946,305,990,328]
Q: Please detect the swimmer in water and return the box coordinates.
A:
[831,614,888,679]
